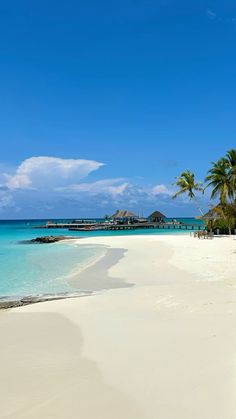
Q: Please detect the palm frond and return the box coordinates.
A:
[172,170,204,214]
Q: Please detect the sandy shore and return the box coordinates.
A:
[69,247,132,291]
[0,234,236,418]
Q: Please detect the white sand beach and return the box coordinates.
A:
[1,234,236,419]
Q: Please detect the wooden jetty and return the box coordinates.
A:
[35,221,204,232]
[35,222,96,229]
[69,222,204,232]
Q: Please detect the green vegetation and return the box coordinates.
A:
[172,170,204,215]
[172,149,236,234]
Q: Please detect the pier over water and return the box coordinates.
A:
[35,221,204,232]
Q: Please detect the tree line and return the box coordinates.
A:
[173,149,236,234]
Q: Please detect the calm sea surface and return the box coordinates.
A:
[0,218,203,298]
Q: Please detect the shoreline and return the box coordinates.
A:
[1,233,234,308]
[0,232,186,309]
[69,247,132,291]
[0,245,129,309]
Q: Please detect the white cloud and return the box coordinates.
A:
[0,155,208,217]
[152,184,172,196]
[0,191,14,210]
[61,178,129,197]
[5,156,104,190]
[63,180,173,202]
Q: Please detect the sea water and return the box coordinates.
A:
[0,218,203,298]
[0,220,106,297]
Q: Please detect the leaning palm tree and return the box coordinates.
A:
[205,158,231,204]
[172,170,204,214]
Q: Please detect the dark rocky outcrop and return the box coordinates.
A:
[19,236,78,244]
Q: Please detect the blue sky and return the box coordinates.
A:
[0,0,235,218]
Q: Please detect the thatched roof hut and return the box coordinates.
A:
[200,204,236,233]
[200,206,222,221]
[200,204,236,221]
[111,210,137,219]
[148,211,166,222]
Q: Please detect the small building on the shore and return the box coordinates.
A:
[200,207,221,222]
[200,204,236,233]
[148,210,166,223]
[110,210,137,223]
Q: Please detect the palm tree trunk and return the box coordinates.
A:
[193,196,204,215]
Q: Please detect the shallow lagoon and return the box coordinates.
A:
[0,218,203,297]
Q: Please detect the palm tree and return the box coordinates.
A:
[214,203,236,235]
[172,170,204,214]
[222,149,236,202]
[205,158,231,204]
[205,151,236,234]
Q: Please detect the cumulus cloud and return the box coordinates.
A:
[0,190,14,210]
[0,155,203,218]
[5,156,104,190]
[62,178,129,197]
[152,184,172,196]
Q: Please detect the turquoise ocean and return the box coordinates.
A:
[0,218,203,298]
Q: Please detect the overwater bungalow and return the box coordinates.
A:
[110,210,137,224]
[148,211,166,223]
